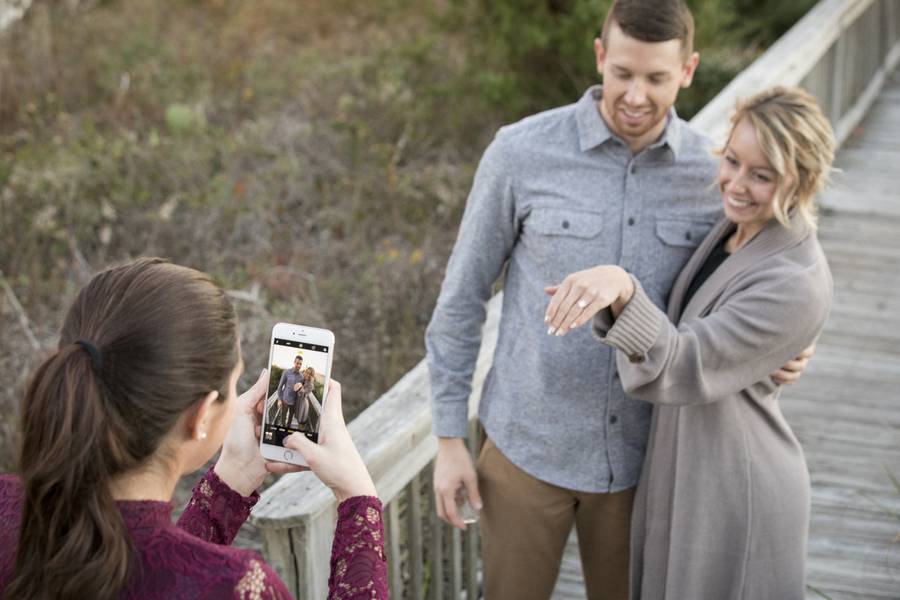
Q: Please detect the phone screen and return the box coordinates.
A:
[262,337,330,447]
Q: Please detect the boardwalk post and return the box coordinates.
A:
[408,473,425,598]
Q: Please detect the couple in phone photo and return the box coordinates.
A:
[272,355,320,431]
[0,0,839,598]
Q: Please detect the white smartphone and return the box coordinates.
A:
[259,322,334,466]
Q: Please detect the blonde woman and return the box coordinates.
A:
[545,87,835,599]
[296,366,317,427]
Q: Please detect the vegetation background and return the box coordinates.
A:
[0,0,816,476]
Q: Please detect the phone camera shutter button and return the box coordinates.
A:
[284,450,294,460]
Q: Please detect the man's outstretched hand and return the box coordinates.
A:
[771,343,816,385]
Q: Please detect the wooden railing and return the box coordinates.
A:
[692,0,900,147]
[250,1,900,598]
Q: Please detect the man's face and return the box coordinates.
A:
[594,22,698,153]
[293,357,303,372]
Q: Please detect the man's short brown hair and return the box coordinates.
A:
[601,0,695,59]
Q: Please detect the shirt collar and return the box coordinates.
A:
[575,85,684,160]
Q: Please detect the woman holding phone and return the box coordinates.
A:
[0,258,388,599]
[545,87,835,599]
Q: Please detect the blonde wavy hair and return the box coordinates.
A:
[726,86,836,229]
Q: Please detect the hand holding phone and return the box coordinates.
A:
[281,380,377,502]
[259,323,334,467]
[215,369,305,495]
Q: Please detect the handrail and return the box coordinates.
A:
[251,1,900,597]
[0,0,33,33]
[251,295,501,597]
[693,0,900,146]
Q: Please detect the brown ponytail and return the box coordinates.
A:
[6,258,239,599]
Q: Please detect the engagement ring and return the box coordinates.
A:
[577,299,588,309]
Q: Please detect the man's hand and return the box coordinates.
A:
[434,437,482,530]
[771,343,816,385]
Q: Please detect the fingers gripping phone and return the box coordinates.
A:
[259,323,334,466]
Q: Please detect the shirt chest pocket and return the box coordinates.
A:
[522,207,608,280]
[644,217,715,295]
[655,218,710,248]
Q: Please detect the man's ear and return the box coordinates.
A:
[594,38,606,77]
[186,390,219,441]
[680,51,700,88]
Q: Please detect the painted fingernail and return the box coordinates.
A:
[555,329,565,336]
[544,315,550,323]
[547,327,556,335]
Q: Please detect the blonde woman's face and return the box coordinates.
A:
[719,117,779,231]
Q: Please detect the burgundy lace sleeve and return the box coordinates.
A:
[177,467,259,545]
[232,557,293,600]
[328,496,388,599]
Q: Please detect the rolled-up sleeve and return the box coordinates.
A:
[594,269,831,406]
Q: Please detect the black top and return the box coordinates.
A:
[681,236,731,317]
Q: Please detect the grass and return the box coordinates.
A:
[0,0,482,470]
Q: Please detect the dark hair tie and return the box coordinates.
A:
[75,340,103,372]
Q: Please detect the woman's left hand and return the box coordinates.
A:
[544,265,634,336]
[215,369,305,496]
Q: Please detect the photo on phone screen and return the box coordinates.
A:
[262,337,329,448]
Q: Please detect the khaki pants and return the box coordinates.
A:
[477,438,635,600]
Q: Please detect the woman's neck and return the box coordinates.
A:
[109,462,181,502]
[726,222,765,253]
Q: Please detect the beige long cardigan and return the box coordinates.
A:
[594,214,832,600]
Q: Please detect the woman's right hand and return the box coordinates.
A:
[283,380,377,503]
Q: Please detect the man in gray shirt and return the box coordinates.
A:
[276,355,305,428]
[426,1,807,598]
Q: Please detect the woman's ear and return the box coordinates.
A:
[186,390,220,441]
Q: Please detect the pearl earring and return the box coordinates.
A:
[199,431,207,440]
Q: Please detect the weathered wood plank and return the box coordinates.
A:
[464,526,479,600]
[387,499,403,596]
[793,62,900,598]
[451,527,463,599]
[465,419,481,600]
[429,479,445,600]
[258,524,302,597]
[408,474,425,599]
[551,531,586,600]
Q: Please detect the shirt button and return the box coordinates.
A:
[628,353,645,364]
[609,474,615,485]
[630,164,637,174]
[609,414,618,424]
[562,220,570,229]
[627,217,635,226]
[685,231,692,241]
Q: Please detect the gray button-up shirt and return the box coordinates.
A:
[277,368,305,406]
[426,86,722,493]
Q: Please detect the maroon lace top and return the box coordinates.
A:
[0,468,388,599]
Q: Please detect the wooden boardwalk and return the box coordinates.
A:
[552,67,900,600]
